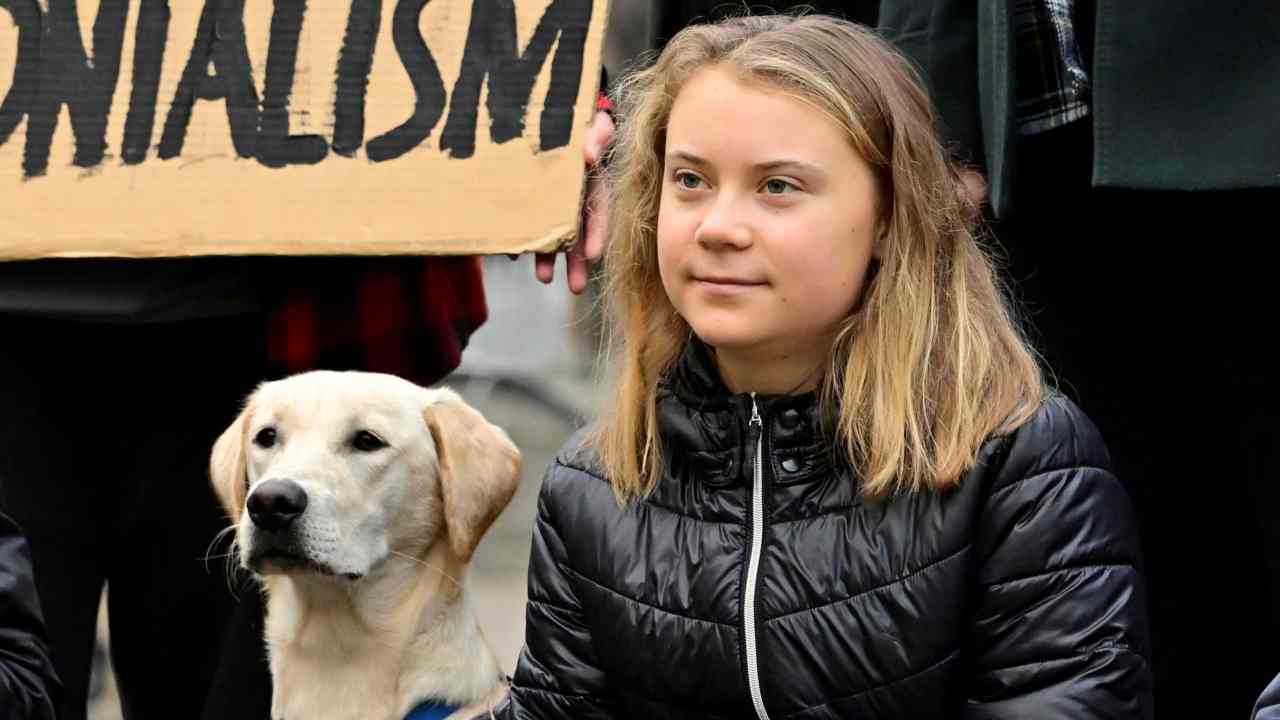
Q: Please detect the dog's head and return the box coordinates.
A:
[210,371,520,580]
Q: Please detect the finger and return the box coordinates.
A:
[959,169,988,207]
[583,113,606,163]
[534,253,556,284]
[583,111,615,166]
[566,236,588,294]
[583,178,609,262]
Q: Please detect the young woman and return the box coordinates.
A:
[483,14,1151,719]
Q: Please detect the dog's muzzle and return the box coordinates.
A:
[243,479,352,578]
[247,478,308,531]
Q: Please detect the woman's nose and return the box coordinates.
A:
[694,195,753,250]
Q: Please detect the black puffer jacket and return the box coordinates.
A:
[0,512,60,719]
[1256,673,1280,720]
[496,341,1152,718]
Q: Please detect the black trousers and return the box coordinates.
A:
[1001,120,1280,716]
[0,314,273,719]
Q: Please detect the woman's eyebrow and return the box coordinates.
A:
[666,151,824,177]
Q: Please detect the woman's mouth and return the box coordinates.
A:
[694,275,765,286]
[692,276,767,295]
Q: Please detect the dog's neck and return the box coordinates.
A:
[262,541,502,720]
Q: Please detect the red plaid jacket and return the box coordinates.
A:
[264,89,614,387]
[266,255,487,386]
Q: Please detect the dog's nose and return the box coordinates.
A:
[247,479,308,531]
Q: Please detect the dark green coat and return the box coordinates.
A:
[877,0,1280,216]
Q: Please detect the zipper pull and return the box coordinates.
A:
[749,392,762,427]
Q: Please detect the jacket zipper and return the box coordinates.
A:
[744,393,773,720]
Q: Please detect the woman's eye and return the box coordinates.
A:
[352,430,388,453]
[675,171,703,189]
[253,427,277,449]
[764,178,796,194]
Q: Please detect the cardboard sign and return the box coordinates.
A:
[0,0,608,259]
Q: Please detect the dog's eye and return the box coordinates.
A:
[351,430,387,453]
[253,427,277,449]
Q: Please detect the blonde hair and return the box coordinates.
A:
[596,14,1045,501]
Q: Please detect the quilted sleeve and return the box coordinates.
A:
[0,512,60,720]
[962,395,1153,719]
[487,460,618,719]
[1254,672,1280,720]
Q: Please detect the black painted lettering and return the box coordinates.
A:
[332,0,380,157]
[22,0,129,177]
[257,0,328,167]
[365,0,445,163]
[440,0,591,159]
[159,0,260,161]
[0,0,41,152]
[121,0,170,164]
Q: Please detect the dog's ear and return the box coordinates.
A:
[423,388,521,563]
[210,392,257,522]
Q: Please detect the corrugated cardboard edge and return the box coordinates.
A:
[0,220,578,259]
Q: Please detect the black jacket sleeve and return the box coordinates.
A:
[0,512,60,720]
[488,460,618,718]
[1255,672,1280,720]
[962,396,1153,718]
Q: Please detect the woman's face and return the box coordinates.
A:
[657,66,883,391]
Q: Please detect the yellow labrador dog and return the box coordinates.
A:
[210,371,518,720]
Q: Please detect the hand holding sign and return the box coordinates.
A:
[535,109,613,294]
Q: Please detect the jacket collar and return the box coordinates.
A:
[659,339,832,487]
[664,338,820,415]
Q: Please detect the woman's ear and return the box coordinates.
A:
[872,219,888,259]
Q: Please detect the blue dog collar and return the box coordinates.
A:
[404,699,460,720]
